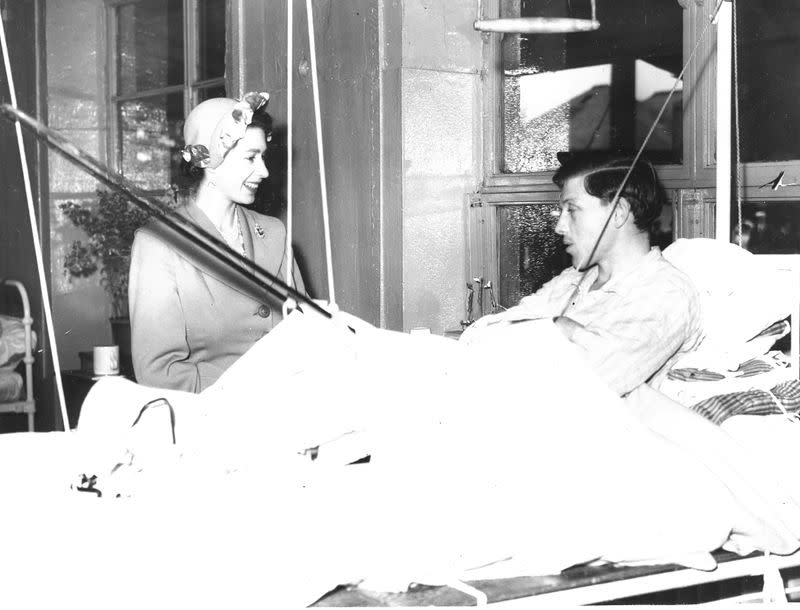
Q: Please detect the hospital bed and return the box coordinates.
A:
[2,4,799,600]
[0,279,36,431]
[1,239,799,608]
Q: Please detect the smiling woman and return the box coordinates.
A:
[127,93,307,393]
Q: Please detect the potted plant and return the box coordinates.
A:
[60,188,175,369]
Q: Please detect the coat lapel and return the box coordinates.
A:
[175,203,264,299]
[174,202,290,306]
[241,207,287,279]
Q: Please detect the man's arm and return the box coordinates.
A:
[552,315,584,340]
[554,284,699,395]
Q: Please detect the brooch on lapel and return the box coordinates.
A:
[255,223,265,238]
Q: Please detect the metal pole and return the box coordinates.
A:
[714,1,732,242]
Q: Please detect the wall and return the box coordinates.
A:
[46,0,109,371]
[235,0,481,334]
[400,0,481,333]
[235,0,401,327]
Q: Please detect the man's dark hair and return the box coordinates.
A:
[552,152,665,233]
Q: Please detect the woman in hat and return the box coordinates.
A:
[128,92,305,392]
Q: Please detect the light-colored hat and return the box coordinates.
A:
[182,91,269,169]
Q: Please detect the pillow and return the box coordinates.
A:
[0,370,23,402]
[663,238,796,351]
[0,315,37,371]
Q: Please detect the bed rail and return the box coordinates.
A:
[0,279,35,431]
[314,549,800,606]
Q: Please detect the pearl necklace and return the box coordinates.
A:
[220,206,246,256]
[234,206,246,256]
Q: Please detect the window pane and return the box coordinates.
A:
[119,93,184,190]
[117,0,184,96]
[497,204,571,307]
[197,83,227,103]
[502,0,683,173]
[198,0,226,81]
[733,201,800,255]
[737,2,800,162]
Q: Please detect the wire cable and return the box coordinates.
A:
[559,0,726,316]
[306,0,337,305]
[282,0,296,319]
[732,0,743,247]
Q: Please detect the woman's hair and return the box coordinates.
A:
[552,153,665,233]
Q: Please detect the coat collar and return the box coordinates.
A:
[183,201,252,260]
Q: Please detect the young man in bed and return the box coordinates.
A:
[464,153,702,397]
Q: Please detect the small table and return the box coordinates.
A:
[60,369,133,429]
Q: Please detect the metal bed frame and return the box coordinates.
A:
[314,548,800,606]
[0,279,36,431]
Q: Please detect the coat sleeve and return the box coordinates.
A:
[128,228,201,392]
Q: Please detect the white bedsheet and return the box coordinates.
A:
[1,310,799,608]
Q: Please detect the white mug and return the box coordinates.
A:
[93,345,120,376]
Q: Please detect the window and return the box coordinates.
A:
[736,1,800,165]
[501,0,684,175]
[476,0,800,307]
[729,0,800,253]
[497,204,571,305]
[738,201,800,255]
[477,0,685,305]
[107,0,226,192]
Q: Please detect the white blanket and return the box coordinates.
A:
[1,310,799,608]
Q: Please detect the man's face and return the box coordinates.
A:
[213,126,269,205]
[554,175,612,269]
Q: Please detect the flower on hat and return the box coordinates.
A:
[181,144,211,168]
[219,91,270,151]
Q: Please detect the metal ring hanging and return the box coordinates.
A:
[474,0,599,34]
[474,17,599,34]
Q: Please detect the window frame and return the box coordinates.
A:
[479,0,699,197]
[103,0,226,188]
